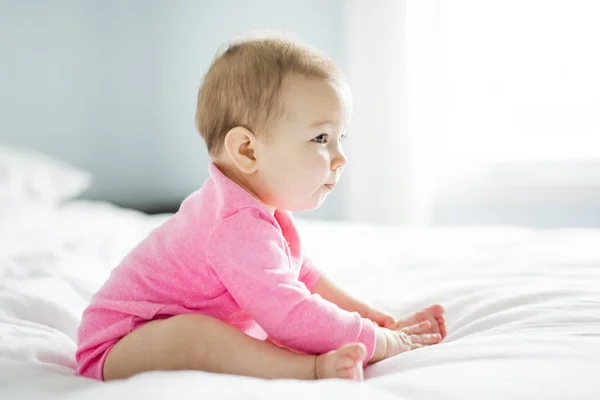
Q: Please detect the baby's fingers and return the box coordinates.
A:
[411,333,442,345]
[399,320,431,335]
[437,316,447,338]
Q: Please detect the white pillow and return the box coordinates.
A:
[0,144,92,205]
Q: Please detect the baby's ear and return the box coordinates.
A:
[223,126,258,174]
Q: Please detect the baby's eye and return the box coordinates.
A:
[312,134,328,144]
[339,134,347,142]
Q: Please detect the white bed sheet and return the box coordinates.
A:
[1,200,599,399]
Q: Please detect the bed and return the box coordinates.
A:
[1,146,600,399]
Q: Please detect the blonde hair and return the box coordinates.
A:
[195,34,347,156]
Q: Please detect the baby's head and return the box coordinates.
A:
[196,34,351,212]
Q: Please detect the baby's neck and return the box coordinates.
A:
[212,159,276,215]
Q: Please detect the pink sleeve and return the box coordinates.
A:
[298,256,321,292]
[206,208,375,362]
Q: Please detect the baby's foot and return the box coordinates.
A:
[315,343,367,381]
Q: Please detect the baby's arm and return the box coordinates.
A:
[301,260,396,327]
[302,268,442,363]
[207,210,377,362]
[311,273,371,319]
[308,268,447,340]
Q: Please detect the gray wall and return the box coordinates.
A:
[0,0,346,219]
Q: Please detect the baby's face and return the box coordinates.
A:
[253,76,350,212]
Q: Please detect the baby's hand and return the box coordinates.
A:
[394,304,447,339]
[370,321,442,364]
[393,321,442,352]
[366,307,398,329]
[368,304,447,364]
[367,304,447,339]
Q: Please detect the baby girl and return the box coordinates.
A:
[76,35,447,382]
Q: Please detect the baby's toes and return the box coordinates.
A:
[339,342,367,364]
[338,364,364,381]
[337,354,357,369]
[338,366,358,380]
[335,343,366,380]
[317,343,367,380]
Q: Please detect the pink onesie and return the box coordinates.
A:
[76,163,376,380]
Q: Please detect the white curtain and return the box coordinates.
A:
[341,0,600,225]
[342,0,440,225]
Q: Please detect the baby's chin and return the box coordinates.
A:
[266,187,332,212]
[283,195,329,213]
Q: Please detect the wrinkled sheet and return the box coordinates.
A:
[1,200,599,399]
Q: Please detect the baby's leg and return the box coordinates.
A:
[103,314,367,381]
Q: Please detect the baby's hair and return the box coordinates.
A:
[195,33,347,157]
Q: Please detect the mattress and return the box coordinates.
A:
[1,200,599,399]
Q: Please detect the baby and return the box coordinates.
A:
[76,35,447,382]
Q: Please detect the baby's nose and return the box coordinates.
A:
[332,150,348,171]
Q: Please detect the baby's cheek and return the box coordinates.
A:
[311,152,331,170]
